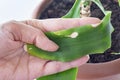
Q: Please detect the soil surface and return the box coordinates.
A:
[39,0,120,63]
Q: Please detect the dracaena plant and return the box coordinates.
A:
[27,0,120,80]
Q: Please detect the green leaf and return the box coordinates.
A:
[118,0,120,6]
[27,0,114,80]
[27,11,112,62]
[37,68,78,80]
[62,0,81,18]
[91,0,106,14]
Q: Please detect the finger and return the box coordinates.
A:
[43,55,89,76]
[28,55,89,79]
[22,17,101,32]
[2,21,58,51]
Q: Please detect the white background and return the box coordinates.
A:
[0,0,42,23]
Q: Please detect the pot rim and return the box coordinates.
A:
[32,0,53,19]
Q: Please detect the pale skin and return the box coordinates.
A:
[0,18,100,80]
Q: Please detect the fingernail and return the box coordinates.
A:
[70,55,89,67]
[91,23,100,27]
[23,44,27,52]
[44,41,59,52]
[42,40,59,52]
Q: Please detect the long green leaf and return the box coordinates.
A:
[27,0,114,80]
[28,12,112,62]
[27,7,112,62]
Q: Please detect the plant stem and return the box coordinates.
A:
[80,0,92,17]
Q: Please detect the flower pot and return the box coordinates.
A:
[32,0,120,80]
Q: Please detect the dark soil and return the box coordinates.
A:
[39,0,120,63]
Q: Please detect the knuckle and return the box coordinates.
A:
[43,61,61,75]
[24,20,31,25]
[55,62,61,72]
[35,29,45,37]
[51,61,61,72]
[2,20,18,31]
[24,19,37,26]
[33,29,41,37]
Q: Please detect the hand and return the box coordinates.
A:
[0,18,100,80]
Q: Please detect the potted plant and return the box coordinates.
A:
[29,0,120,80]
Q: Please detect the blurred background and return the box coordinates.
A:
[0,0,42,23]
